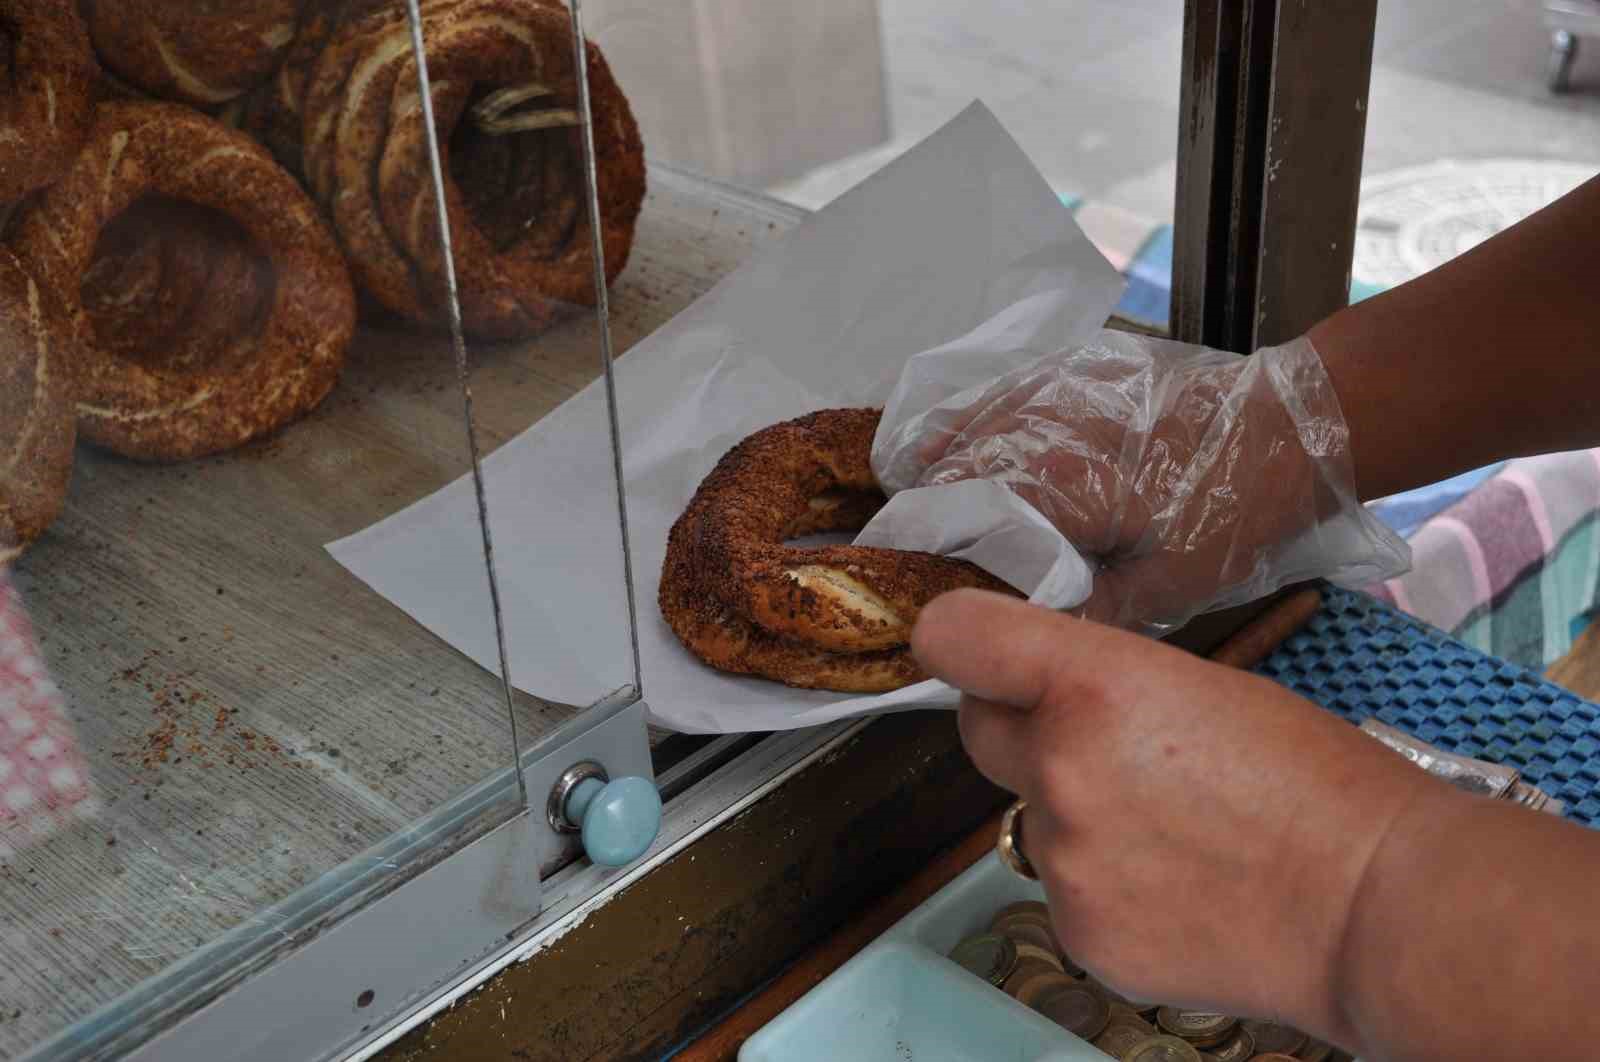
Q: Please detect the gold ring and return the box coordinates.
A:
[997,799,1037,880]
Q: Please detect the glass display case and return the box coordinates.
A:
[2,0,657,1057]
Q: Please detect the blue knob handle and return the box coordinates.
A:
[565,775,661,868]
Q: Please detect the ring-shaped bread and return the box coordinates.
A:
[84,0,303,108]
[301,0,644,340]
[0,0,96,200]
[300,0,437,325]
[81,196,278,381]
[377,0,644,339]
[243,0,394,175]
[660,409,1020,691]
[659,528,926,694]
[9,101,355,462]
[0,248,76,564]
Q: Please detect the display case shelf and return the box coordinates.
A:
[6,165,801,1062]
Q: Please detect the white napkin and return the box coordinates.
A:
[328,102,1125,734]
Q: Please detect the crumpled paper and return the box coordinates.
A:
[328,102,1125,734]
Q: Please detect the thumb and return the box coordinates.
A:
[911,588,1132,710]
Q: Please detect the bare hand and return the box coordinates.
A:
[911,589,1435,1047]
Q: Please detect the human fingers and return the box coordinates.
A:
[903,367,1062,471]
[955,692,1038,797]
[911,588,1114,711]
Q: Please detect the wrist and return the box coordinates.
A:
[1324,771,1475,1055]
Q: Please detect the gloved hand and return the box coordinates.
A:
[872,330,1409,634]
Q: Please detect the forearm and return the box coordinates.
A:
[1309,174,1600,501]
[1331,784,1600,1060]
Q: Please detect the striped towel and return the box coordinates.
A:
[1365,449,1600,670]
[1367,463,1505,539]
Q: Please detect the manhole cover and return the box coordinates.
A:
[1353,158,1597,288]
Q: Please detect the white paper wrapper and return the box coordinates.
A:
[328,102,1125,734]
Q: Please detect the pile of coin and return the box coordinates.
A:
[946,900,1351,1062]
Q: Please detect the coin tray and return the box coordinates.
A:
[740,852,1105,1061]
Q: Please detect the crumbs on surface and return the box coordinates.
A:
[109,647,288,780]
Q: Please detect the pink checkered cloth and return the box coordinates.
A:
[0,571,95,857]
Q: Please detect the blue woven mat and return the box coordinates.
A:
[1255,587,1600,827]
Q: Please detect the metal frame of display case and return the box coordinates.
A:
[18,1,1383,1060]
[34,692,625,1062]
[113,705,868,1062]
[1172,0,1378,352]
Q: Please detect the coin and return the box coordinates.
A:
[990,906,1054,933]
[1155,1007,1237,1047]
[1107,1001,1152,1026]
[1248,1055,1302,1062]
[1208,1027,1255,1062]
[996,919,1061,955]
[1096,1020,1156,1057]
[1036,981,1111,1041]
[1241,1019,1308,1056]
[947,933,1017,986]
[1002,960,1065,1000]
[1016,970,1079,1009]
[989,900,1051,927]
[1013,940,1064,971]
[1298,1039,1333,1061]
[1036,927,1088,978]
[1120,1034,1203,1062]
[1056,949,1087,978]
[1001,958,1062,997]
[990,910,1050,933]
[992,914,1068,953]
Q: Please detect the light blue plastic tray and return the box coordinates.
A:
[739,852,1106,1062]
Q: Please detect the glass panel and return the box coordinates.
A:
[587,0,1184,332]
[1352,3,1600,655]
[317,0,640,750]
[0,0,1192,1051]
[1356,1,1600,302]
[0,0,631,1055]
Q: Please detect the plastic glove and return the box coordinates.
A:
[872,330,1409,635]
